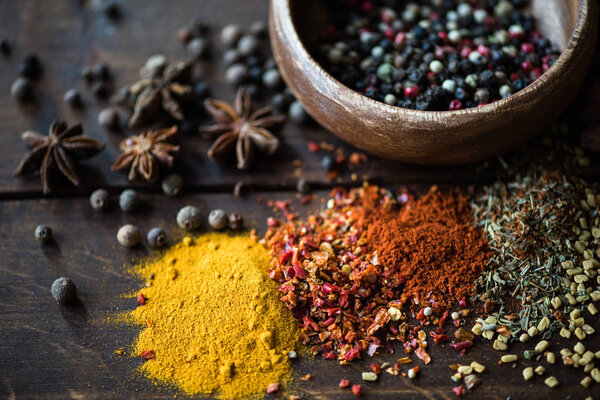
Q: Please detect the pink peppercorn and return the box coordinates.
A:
[476,45,490,58]
[449,99,463,111]
[361,1,373,13]
[404,86,420,99]
[437,31,449,44]
[521,42,535,53]
[521,61,533,73]
[339,379,350,388]
[394,32,406,46]
[452,386,466,396]
[459,298,467,307]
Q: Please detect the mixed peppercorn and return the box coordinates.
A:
[313,0,561,110]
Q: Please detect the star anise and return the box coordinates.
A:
[14,120,105,194]
[111,126,179,182]
[202,87,285,170]
[112,60,192,129]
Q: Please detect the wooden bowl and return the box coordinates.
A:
[270,0,598,165]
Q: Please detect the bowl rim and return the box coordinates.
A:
[273,0,592,117]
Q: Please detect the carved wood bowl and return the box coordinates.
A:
[269,0,598,165]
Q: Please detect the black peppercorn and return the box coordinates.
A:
[321,155,335,172]
[19,54,42,80]
[35,224,53,244]
[228,212,243,230]
[0,39,11,56]
[147,228,167,248]
[93,63,111,81]
[64,89,83,108]
[11,77,33,102]
[51,277,77,305]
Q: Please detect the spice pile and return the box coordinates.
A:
[313,0,561,110]
[121,233,299,398]
[262,184,490,363]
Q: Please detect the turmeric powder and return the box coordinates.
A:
[125,233,298,399]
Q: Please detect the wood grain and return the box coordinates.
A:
[270,0,598,164]
[1,191,600,400]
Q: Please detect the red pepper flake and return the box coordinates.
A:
[370,363,381,375]
[300,374,311,381]
[307,141,320,153]
[351,384,363,397]
[137,292,146,306]
[139,349,155,360]
[300,194,313,205]
[452,386,466,396]
[450,341,473,354]
[266,383,280,394]
[439,310,449,327]
[433,333,450,344]
[415,347,431,364]
[339,378,350,388]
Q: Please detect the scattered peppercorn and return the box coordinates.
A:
[296,179,310,194]
[103,1,121,19]
[176,205,202,230]
[161,174,183,196]
[19,54,42,80]
[147,228,167,248]
[97,108,121,130]
[208,209,228,230]
[35,224,53,244]
[63,89,83,108]
[289,100,309,123]
[51,277,77,305]
[321,155,336,171]
[187,37,210,59]
[11,77,33,102]
[119,189,139,212]
[221,24,243,47]
[90,188,110,211]
[0,39,11,56]
[228,212,243,230]
[92,63,111,81]
[117,224,140,247]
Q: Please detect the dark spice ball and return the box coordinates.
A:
[81,66,94,84]
[11,77,33,102]
[97,108,121,130]
[117,224,140,247]
[187,37,210,59]
[51,277,77,305]
[119,189,139,212]
[91,81,111,98]
[93,63,111,81]
[103,1,121,19]
[321,155,336,172]
[177,205,202,230]
[0,39,11,56]
[35,224,53,244]
[64,89,83,108]
[289,101,309,123]
[147,228,167,248]
[90,188,110,211]
[19,54,42,80]
[296,179,310,194]
[228,212,243,230]
[208,209,228,230]
[161,174,183,197]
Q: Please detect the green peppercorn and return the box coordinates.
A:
[90,188,110,211]
[147,227,167,248]
[162,174,183,197]
[117,224,140,247]
[208,209,228,230]
[35,224,53,243]
[228,212,243,230]
[51,277,77,304]
[119,189,139,212]
[176,205,202,230]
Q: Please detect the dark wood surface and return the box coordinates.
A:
[1,1,600,399]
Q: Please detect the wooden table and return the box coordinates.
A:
[1,1,599,399]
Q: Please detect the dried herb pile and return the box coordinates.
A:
[262,184,490,363]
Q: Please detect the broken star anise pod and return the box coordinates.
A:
[202,87,285,170]
[112,60,192,129]
[111,126,179,182]
[14,120,105,194]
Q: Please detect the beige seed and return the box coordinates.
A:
[588,303,598,315]
[535,366,545,375]
[560,348,573,357]
[592,368,600,383]
[501,354,518,363]
[550,296,562,309]
[565,293,577,305]
[575,274,589,284]
[471,323,483,336]
[523,367,534,381]
[582,324,595,335]
[575,342,586,355]
[584,363,594,373]
[527,326,538,337]
[567,267,583,276]
[537,317,550,332]
[587,193,596,207]
[493,340,507,351]
[560,328,571,339]
[457,365,473,375]
[570,309,581,320]
[546,352,556,364]
[575,327,586,340]
[519,333,529,343]
[581,376,592,387]
[535,340,549,352]
[544,376,559,388]
[562,260,574,269]
[583,351,595,362]
[573,317,585,327]
[470,361,485,373]
[592,227,600,239]
[595,350,600,359]
[482,330,494,340]
[573,353,582,368]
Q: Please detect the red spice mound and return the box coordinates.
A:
[262,185,490,363]
[366,190,491,307]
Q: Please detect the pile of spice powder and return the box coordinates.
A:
[313,0,561,110]
[262,184,491,363]
[123,233,299,399]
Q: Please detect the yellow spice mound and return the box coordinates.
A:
[128,233,298,399]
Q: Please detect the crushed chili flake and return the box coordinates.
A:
[139,349,155,359]
[351,384,363,397]
[266,383,280,394]
[370,363,381,375]
[137,292,146,306]
[299,374,311,381]
[339,378,350,388]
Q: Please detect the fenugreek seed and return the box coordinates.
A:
[575,241,585,253]
[482,330,494,340]
[592,227,600,239]
[588,304,598,315]
[535,340,549,352]
[537,317,550,332]
[574,342,586,355]
[567,267,582,276]
[580,376,592,387]
[523,367,534,381]
[580,356,590,366]
[575,274,589,284]
[471,323,483,336]
[501,355,517,363]
[583,259,600,269]
[573,317,585,327]
[527,326,538,337]
[587,193,596,207]
[484,316,497,325]
[582,324,595,335]
[546,352,556,364]
[596,350,600,359]
[544,376,559,388]
[519,333,530,343]
[457,366,472,375]
[583,351,595,362]
[583,249,594,260]
[584,363,594,373]
[560,328,571,339]
[361,372,378,382]
[575,327,586,340]
[561,349,573,357]
[579,231,591,242]
[550,296,562,309]
[570,309,581,320]
[535,366,545,375]
[470,362,485,373]
[591,368,600,383]
[493,340,507,351]
[565,293,577,305]
[573,353,582,367]
[562,260,574,269]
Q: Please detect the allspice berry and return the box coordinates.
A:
[119,189,139,212]
[51,277,77,305]
[90,188,110,211]
[35,224,53,243]
[228,212,243,230]
[208,209,228,230]
[161,174,183,196]
[117,224,140,247]
[176,205,202,230]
